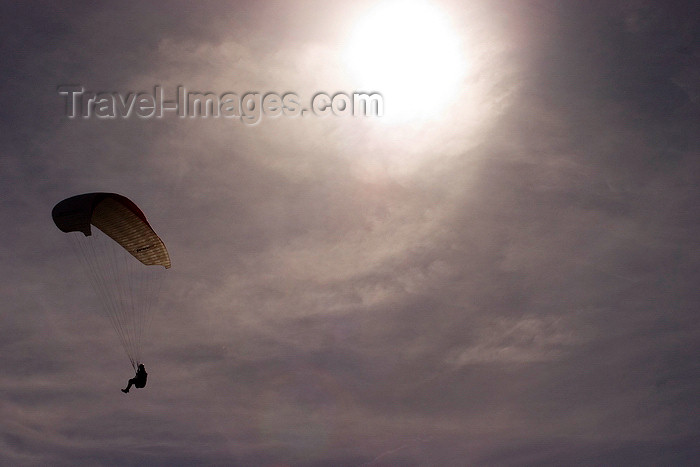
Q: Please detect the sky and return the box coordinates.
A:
[1,0,699,465]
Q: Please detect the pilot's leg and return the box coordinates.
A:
[122,378,135,393]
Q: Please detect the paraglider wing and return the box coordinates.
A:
[52,192,170,369]
[52,192,170,268]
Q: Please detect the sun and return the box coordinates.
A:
[345,0,466,122]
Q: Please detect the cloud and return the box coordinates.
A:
[1,1,698,465]
[447,315,581,366]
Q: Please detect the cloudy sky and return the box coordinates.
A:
[2,0,699,465]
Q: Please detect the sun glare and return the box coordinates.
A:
[345,0,466,122]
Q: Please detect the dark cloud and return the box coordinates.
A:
[1,0,698,465]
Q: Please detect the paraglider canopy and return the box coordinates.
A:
[52,192,170,269]
[52,192,170,370]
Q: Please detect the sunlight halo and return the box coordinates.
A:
[345,0,466,122]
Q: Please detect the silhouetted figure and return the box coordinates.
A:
[122,364,147,393]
